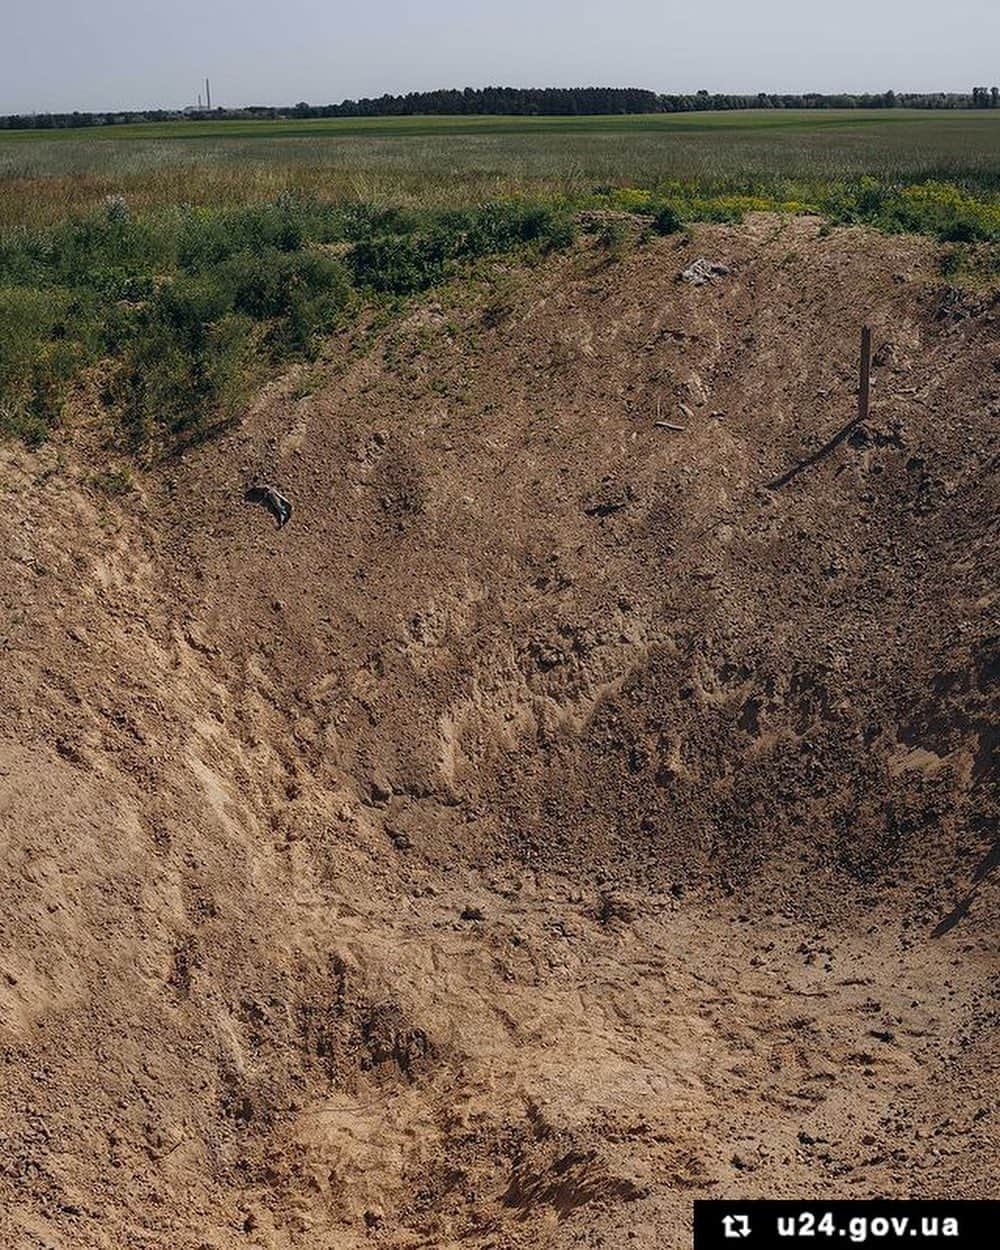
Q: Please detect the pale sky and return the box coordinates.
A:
[3,0,999,114]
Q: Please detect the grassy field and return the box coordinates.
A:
[3,110,1000,225]
[6,110,993,143]
[2,109,998,454]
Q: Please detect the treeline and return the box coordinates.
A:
[3,84,999,131]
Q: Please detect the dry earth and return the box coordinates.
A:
[1,216,997,1249]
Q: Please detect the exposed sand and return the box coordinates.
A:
[1,218,996,1248]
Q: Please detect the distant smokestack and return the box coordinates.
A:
[206,78,211,110]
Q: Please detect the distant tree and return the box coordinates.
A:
[0,85,989,130]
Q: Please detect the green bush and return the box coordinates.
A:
[461,201,575,255]
[338,202,420,241]
[154,274,236,334]
[231,250,351,355]
[1,195,576,449]
[536,212,577,253]
[820,179,1000,242]
[0,286,99,438]
[938,217,987,244]
[345,201,576,294]
[91,466,134,495]
[109,250,350,445]
[0,402,50,448]
[112,306,256,449]
[226,249,349,322]
[597,218,629,249]
[651,203,684,235]
[47,213,162,289]
[171,199,356,273]
[346,235,446,294]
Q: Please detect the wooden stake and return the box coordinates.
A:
[763,323,876,490]
[858,324,872,425]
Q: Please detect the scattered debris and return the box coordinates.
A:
[873,341,896,368]
[680,258,731,285]
[654,397,686,431]
[245,484,292,529]
[934,286,990,323]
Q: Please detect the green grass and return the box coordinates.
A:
[3,109,997,143]
[3,110,1000,227]
[0,195,578,453]
[1,110,998,456]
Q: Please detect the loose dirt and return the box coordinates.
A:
[1,216,997,1249]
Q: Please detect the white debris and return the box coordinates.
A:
[680,258,731,285]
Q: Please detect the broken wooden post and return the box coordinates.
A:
[858,324,872,425]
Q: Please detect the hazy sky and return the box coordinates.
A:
[3,1,999,113]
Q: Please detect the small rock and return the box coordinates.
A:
[461,905,484,922]
[598,893,636,924]
[583,478,632,517]
[370,774,392,803]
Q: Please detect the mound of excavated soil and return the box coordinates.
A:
[1,217,997,1249]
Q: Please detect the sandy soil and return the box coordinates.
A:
[0,217,997,1249]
